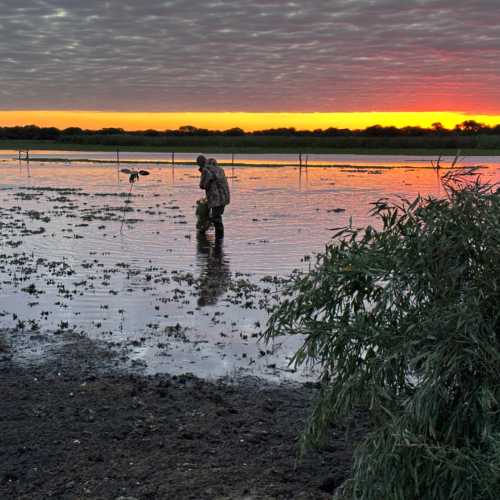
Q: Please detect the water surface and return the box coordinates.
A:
[1,151,499,380]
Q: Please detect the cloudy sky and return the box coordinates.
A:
[1,0,500,116]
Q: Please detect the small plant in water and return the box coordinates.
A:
[265,169,500,500]
[15,319,26,332]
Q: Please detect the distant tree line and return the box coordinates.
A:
[2,120,500,149]
[2,120,500,139]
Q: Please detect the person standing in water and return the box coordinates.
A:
[197,155,230,238]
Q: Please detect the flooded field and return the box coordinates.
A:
[1,151,499,380]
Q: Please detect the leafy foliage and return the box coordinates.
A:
[265,169,500,500]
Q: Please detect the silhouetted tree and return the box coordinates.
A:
[455,120,485,134]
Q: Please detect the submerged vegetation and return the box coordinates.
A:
[265,169,500,499]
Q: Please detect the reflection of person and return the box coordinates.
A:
[196,231,231,307]
[197,155,230,239]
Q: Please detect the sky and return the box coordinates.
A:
[1,0,500,130]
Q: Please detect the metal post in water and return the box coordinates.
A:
[299,152,302,170]
[171,151,175,166]
[26,149,31,177]
[231,152,234,166]
[116,148,120,182]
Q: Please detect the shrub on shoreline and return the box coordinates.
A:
[265,169,500,499]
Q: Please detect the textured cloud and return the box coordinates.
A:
[0,0,499,112]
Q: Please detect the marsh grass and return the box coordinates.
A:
[265,169,500,499]
[2,139,500,155]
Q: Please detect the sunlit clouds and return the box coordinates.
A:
[1,0,500,120]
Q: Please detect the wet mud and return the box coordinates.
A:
[0,333,367,500]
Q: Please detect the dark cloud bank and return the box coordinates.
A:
[1,0,499,112]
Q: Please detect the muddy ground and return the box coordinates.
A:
[0,332,367,500]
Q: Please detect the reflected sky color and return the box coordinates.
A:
[1,152,499,379]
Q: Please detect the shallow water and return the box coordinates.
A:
[1,151,499,380]
[5,149,500,168]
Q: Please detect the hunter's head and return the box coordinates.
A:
[196,155,207,170]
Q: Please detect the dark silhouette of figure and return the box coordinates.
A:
[196,231,231,307]
[197,155,230,239]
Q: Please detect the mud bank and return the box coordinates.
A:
[0,333,367,500]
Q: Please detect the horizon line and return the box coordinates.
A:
[2,110,500,132]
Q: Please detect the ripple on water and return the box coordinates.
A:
[1,155,500,380]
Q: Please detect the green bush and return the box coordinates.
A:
[265,169,500,500]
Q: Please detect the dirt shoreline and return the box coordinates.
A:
[0,333,367,500]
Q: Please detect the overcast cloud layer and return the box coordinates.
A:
[1,0,500,112]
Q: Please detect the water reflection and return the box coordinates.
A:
[298,166,309,191]
[2,155,500,380]
[196,232,231,307]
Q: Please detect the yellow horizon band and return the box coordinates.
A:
[1,110,500,131]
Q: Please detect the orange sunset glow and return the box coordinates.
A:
[2,2,500,130]
[2,111,500,132]
[2,2,500,497]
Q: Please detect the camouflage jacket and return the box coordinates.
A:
[199,164,230,208]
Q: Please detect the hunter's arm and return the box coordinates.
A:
[200,169,213,190]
